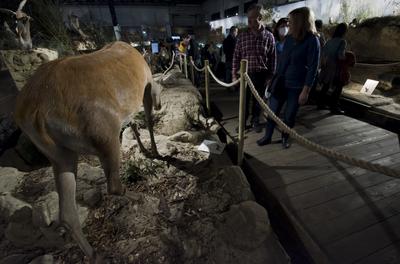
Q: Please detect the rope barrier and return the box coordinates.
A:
[244,73,400,178]
[355,61,400,67]
[190,59,206,72]
[162,51,176,77]
[207,65,240,87]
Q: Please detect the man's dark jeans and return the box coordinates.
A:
[246,71,268,126]
[225,61,233,83]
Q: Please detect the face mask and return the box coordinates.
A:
[279,26,289,37]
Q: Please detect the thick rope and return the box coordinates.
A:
[244,73,400,178]
[355,61,400,67]
[190,59,206,72]
[162,51,176,76]
[207,65,240,87]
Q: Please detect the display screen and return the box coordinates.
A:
[151,42,159,54]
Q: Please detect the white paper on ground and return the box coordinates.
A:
[197,140,226,154]
[360,79,379,95]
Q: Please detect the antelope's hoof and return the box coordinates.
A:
[149,150,160,159]
[56,226,67,237]
[107,184,126,196]
[90,251,105,264]
[55,224,72,243]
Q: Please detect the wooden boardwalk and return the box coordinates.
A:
[209,85,400,264]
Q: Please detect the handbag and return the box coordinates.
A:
[337,51,355,86]
[265,74,285,99]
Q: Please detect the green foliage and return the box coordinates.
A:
[340,1,351,23]
[80,23,115,49]
[0,26,19,50]
[123,156,164,184]
[26,0,113,55]
[358,15,400,28]
[133,111,147,129]
[261,3,274,25]
[132,111,161,129]
[354,6,372,23]
[28,0,73,56]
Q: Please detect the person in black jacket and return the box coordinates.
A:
[223,26,238,83]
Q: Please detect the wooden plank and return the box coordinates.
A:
[214,89,400,264]
[284,169,396,212]
[325,211,400,264]
[260,130,397,169]
[309,192,400,245]
[250,146,397,190]
[247,125,390,159]
[354,240,400,264]
[270,137,400,197]
[244,114,356,145]
[253,136,399,188]
[243,124,365,158]
[273,158,398,202]
[296,164,400,225]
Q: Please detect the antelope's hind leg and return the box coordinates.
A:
[97,131,124,196]
[143,84,159,157]
[51,148,98,261]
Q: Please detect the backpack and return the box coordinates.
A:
[337,51,356,86]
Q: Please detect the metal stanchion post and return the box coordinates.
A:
[189,56,195,84]
[184,55,188,79]
[179,54,183,72]
[237,59,248,166]
[204,60,210,115]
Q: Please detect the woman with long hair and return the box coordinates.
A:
[257,7,320,149]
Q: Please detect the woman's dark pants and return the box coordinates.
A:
[264,87,302,140]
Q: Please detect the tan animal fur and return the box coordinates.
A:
[15,41,160,262]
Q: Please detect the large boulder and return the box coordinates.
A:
[0,65,287,263]
[212,201,289,264]
[0,115,20,156]
[0,165,98,250]
[4,189,89,249]
[0,193,32,223]
[0,167,25,193]
[154,68,218,136]
[0,48,58,91]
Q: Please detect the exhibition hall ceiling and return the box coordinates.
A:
[0,0,208,7]
[61,0,207,5]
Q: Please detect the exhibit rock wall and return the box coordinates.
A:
[0,65,289,263]
[321,16,400,118]
[347,20,400,63]
[0,49,58,171]
[324,17,400,63]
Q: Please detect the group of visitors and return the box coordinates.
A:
[222,4,354,149]
[177,35,224,79]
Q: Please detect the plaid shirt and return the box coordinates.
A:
[232,26,276,79]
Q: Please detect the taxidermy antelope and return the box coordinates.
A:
[67,12,89,40]
[15,41,160,262]
[0,0,32,50]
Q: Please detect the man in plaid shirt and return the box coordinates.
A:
[232,4,276,133]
